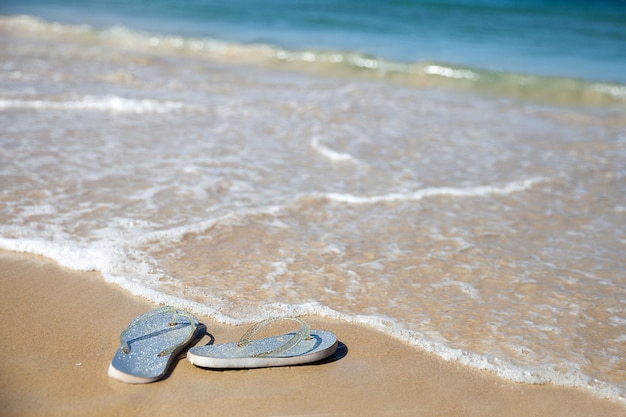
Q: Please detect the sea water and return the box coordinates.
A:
[1,0,625,404]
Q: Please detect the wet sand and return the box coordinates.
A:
[1,249,624,417]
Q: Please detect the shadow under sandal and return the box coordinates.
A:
[187,317,337,369]
[108,306,202,383]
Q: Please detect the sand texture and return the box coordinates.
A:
[1,250,624,417]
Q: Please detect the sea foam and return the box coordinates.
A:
[319,178,545,204]
[0,96,189,113]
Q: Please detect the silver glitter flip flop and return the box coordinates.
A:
[187,317,337,369]
[108,306,203,383]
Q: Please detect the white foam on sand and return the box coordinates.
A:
[319,178,545,204]
[0,95,189,113]
[310,136,359,164]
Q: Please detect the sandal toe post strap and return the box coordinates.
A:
[119,306,198,356]
[237,317,311,358]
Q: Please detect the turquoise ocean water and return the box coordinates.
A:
[2,0,626,103]
[1,0,626,405]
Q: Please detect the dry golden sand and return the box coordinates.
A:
[1,250,624,417]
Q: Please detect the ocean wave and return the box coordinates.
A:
[2,15,625,107]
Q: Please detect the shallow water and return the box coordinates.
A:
[3,0,626,84]
[1,15,625,403]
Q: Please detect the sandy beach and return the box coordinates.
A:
[1,249,623,417]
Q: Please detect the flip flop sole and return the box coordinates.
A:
[187,330,338,369]
[108,307,203,383]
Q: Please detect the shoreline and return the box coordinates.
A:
[1,249,624,416]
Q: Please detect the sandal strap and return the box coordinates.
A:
[237,317,311,358]
[119,306,197,357]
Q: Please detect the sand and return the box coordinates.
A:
[1,249,624,417]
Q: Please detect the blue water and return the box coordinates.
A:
[2,0,626,84]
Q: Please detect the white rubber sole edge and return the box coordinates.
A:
[107,363,161,384]
[187,340,338,369]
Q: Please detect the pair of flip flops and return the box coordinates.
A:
[108,306,338,384]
